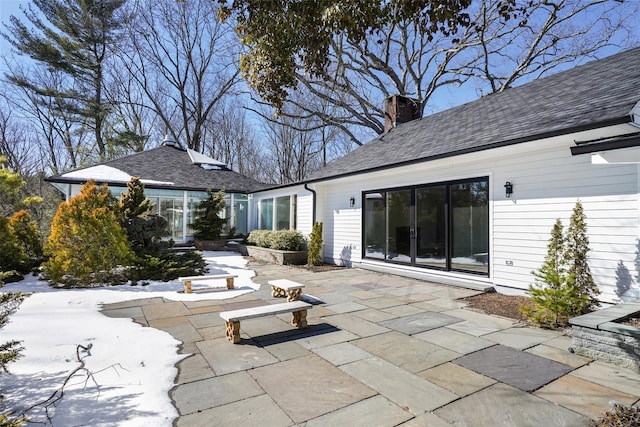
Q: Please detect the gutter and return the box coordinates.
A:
[304,183,317,224]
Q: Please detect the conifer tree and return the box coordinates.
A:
[44,180,134,286]
[564,200,599,314]
[307,221,323,266]
[523,219,573,328]
[192,189,227,240]
[120,177,152,220]
[3,0,128,160]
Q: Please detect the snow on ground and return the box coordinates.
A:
[0,251,258,426]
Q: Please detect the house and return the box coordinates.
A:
[49,48,640,303]
[250,47,640,303]
[47,140,266,243]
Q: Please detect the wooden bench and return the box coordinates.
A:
[219,301,312,343]
[178,274,238,293]
[268,279,305,301]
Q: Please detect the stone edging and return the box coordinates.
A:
[569,301,640,370]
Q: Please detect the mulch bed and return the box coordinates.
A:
[460,292,533,323]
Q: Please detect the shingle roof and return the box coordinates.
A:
[48,145,267,193]
[308,47,640,182]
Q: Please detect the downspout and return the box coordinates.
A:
[304,183,316,224]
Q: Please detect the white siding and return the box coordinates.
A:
[249,185,314,237]
[315,125,640,302]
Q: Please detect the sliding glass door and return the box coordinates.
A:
[363,177,489,275]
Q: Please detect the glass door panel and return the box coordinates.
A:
[159,198,183,241]
[364,193,386,259]
[415,185,447,269]
[450,180,489,273]
[386,189,412,263]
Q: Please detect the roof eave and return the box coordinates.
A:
[305,115,635,185]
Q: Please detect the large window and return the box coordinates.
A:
[259,195,297,230]
[363,177,489,275]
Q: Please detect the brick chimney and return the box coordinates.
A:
[384,95,421,132]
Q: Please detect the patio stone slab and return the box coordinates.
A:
[196,338,279,376]
[526,344,592,368]
[381,304,426,317]
[249,354,376,424]
[175,394,292,427]
[483,326,560,350]
[186,312,225,329]
[360,296,406,310]
[262,340,311,361]
[101,306,144,319]
[379,312,462,335]
[353,282,390,290]
[413,327,495,354]
[304,395,413,427]
[351,308,398,323]
[170,371,263,415]
[295,328,359,350]
[174,354,214,385]
[142,301,190,320]
[534,374,638,420]
[435,383,590,427]
[398,412,454,427]
[354,331,460,373]
[323,313,390,337]
[340,357,458,415]
[324,301,369,314]
[312,342,372,366]
[418,362,496,396]
[570,361,640,397]
[453,345,573,392]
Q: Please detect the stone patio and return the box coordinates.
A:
[102,260,640,426]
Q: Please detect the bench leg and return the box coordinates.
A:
[291,310,308,328]
[226,277,235,289]
[225,321,241,343]
[271,286,286,298]
[184,280,192,294]
[286,289,302,302]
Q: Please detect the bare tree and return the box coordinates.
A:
[119,0,241,152]
[269,0,639,145]
[259,103,329,184]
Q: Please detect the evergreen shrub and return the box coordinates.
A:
[307,222,323,266]
[44,181,135,287]
[522,201,599,328]
[192,189,227,240]
[247,229,305,250]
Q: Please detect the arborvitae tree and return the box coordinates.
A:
[564,200,599,314]
[44,180,134,286]
[522,219,573,328]
[307,221,323,266]
[120,177,152,220]
[523,201,600,328]
[192,189,227,240]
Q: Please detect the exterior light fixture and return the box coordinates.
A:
[504,181,513,198]
[349,196,355,207]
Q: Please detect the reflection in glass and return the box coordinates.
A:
[386,190,411,262]
[450,180,488,273]
[364,193,385,259]
[415,186,446,269]
[260,199,273,230]
[276,196,291,230]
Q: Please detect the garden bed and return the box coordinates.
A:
[569,301,640,370]
[245,246,308,265]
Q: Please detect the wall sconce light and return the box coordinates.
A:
[349,196,355,207]
[504,181,513,198]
